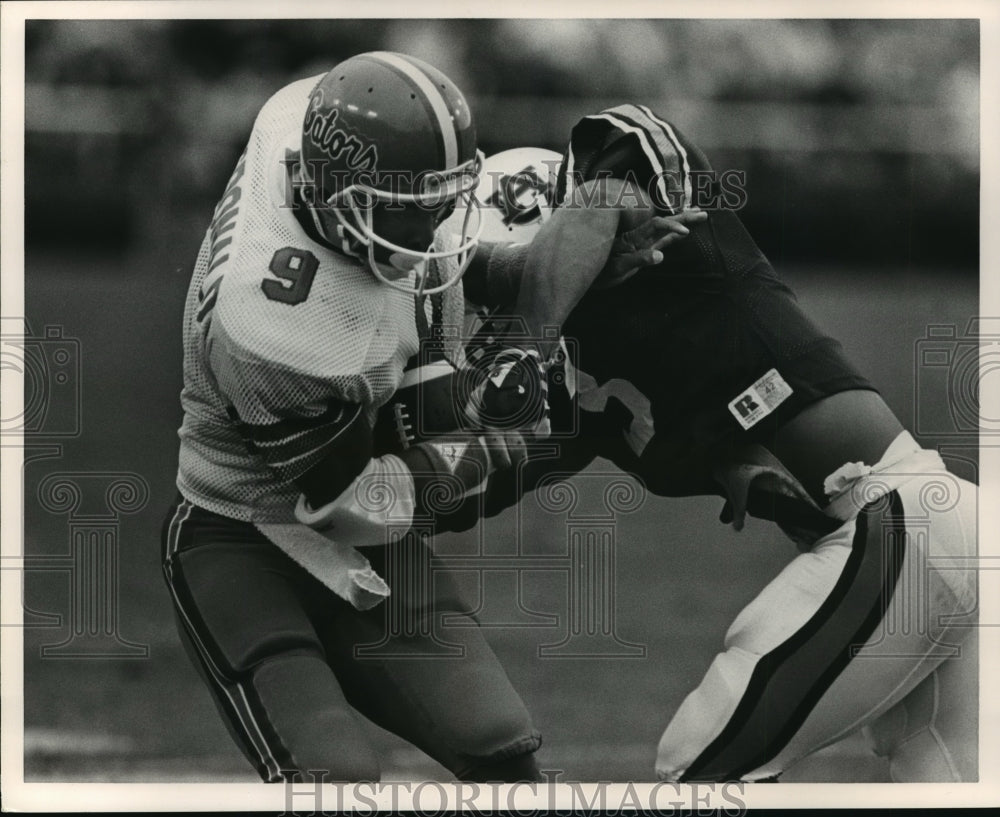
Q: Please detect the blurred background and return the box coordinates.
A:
[19,18,979,784]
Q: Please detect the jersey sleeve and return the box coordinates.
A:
[205,314,348,423]
[230,399,372,494]
[556,103,694,214]
[204,308,375,490]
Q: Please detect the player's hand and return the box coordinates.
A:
[597,208,708,289]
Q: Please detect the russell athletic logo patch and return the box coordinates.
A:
[728,369,793,429]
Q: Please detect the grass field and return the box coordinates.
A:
[16,249,978,784]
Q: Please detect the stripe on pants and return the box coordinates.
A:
[682,491,908,781]
[162,499,287,782]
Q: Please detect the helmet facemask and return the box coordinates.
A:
[314,151,485,297]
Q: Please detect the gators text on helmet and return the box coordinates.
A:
[299,51,484,295]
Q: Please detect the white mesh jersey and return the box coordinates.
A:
[176,74,465,522]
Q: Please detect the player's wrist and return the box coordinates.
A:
[395,437,491,519]
[402,435,492,483]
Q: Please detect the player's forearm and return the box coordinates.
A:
[463,179,631,325]
[515,195,620,359]
[294,435,517,540]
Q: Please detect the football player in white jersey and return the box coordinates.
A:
[440,122,978,784]
[162,55,686,784]
[161,51,548,784]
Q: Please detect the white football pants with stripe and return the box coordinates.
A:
[655,435,978,782]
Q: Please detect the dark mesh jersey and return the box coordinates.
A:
[552,105,874,497]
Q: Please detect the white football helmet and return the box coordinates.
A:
[444,147,563,244]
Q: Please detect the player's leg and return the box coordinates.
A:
[161,497,381,782]
[311,534,543,782]
[863,618,979,782]
[655,456,977,783]
[748,467,977,780]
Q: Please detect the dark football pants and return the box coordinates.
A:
[161,496,542,782]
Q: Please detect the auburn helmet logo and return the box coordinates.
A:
[487,167,553,227]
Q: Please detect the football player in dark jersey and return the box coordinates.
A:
[429,107,978,783]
